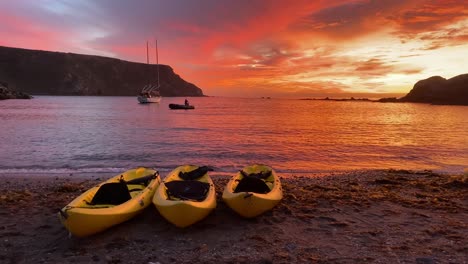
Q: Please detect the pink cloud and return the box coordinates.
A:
[0,13,62,50]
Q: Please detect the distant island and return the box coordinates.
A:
[301,97,373,102]
[303,74,468,106]
[0,46,203,97]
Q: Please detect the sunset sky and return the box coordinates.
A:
[1,0,467,98]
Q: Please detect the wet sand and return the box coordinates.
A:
[0,169,467,263]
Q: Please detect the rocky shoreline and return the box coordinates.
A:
[0,169,466,263]
[0,81,32,100]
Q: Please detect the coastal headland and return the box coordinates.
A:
[0,46,203,97]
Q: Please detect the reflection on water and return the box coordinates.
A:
[0,96,467,176]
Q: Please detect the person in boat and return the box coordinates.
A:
[185,99,189,106]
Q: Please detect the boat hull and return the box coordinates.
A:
[222,164,283,218]
[138,95,161,104]
[153,165,216,227]
[169,103,194,109]
[58,167,161,237]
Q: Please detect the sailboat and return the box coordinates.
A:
[137,40,162,104]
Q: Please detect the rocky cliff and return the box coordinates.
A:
[399,74,468,105]
[0,46,203,96]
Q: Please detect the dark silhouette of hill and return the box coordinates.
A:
[0,46,203,96]
[399,74,467,105]
[378,74,468,105]
[399,74,468,105]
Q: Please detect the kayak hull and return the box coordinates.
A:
[222,164,283,218]
[153,165,216,227]
[58,167,161,237]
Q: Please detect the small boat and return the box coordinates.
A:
[153,165,216,227]
[138,39,162,104]
[169,103,195,110]
[222,164,283,218]
[138,84,161,104]
[58,167,161,237]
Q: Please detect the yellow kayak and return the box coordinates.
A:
[222,164,283,218]
[153,165,216,228]
[58,167,161,237]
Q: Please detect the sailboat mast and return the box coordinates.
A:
[156,39,160,87]
[146,41,150,85]
[146,41,149,65]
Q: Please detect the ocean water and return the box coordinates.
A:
[0,96,467,177]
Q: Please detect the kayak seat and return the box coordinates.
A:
[178,166,213,180]
[165,180,210,201]
[90,182,131,205]
[125,173,158,186]
[234,175,271,194]
[240,170,272,179]
[127,184,145,192]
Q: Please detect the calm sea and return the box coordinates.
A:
[0,96,467,177]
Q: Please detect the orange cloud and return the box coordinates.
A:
[389,0,468,33]
[0,0,466,97]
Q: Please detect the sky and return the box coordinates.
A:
[0,0,467,98]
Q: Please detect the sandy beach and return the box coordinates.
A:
[0,169,466,263]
